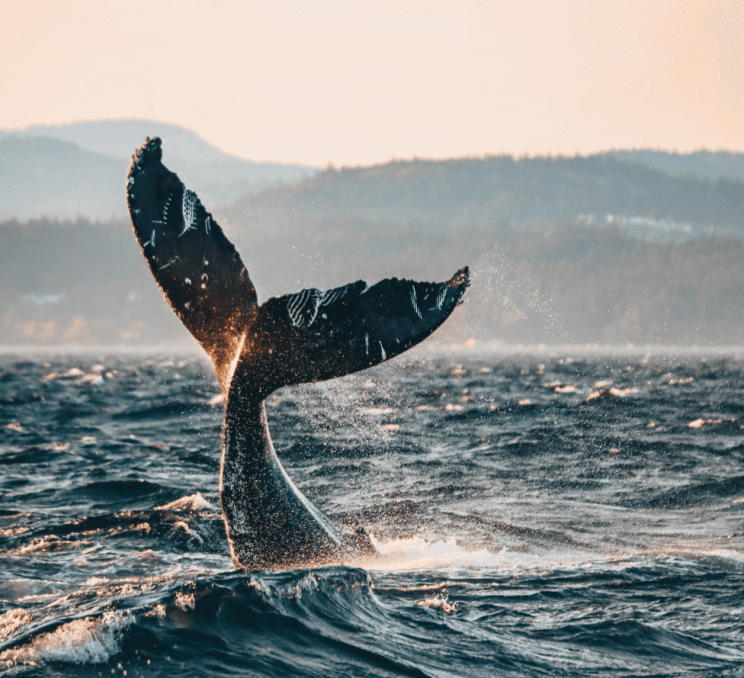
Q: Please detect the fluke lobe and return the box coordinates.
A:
[126,138,470,570]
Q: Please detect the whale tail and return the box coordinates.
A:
[127,138,469,395]
[127,137,469,568]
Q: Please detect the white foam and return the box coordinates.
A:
[361,537,744,575]
[157,492,216,512]
[688,418,722,428]
[0,609,33,640]
[417,594,456,614]
[79,374,104,385]
[609,387,639,397]
[669,376,694,385]
[174,592,195,611]
[42,367,105,385]
[0,610,130,666]
[363,536,531,571]
[360,407,397,415]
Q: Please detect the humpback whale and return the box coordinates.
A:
[126,138,470,570]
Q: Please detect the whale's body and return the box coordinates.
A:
[127,138,469,569]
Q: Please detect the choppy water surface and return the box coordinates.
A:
[1,348,743,677]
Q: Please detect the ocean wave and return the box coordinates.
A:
[2,353,744,676]
[0,611,131,668]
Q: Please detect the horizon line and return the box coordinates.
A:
[3,116,744,169]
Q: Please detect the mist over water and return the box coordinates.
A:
[1,349,743,677]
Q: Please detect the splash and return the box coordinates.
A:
[0,609,32,640]
[0,611,131,667]
[417,594,456,614]
[361,536,744,576]
[157,492,216,512]
[362,536,533,571]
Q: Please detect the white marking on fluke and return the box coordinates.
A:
[379,342,387,360]
[162,195,172,225]
[286,283,359,328]
[180,189,198,236]
[287,288,316,328]
[411,285,423,320]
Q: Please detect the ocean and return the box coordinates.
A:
[1,348,743,677]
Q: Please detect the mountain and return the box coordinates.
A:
[3,119,743,228]
[2,215,742,347]
[614,149,744,183]
[2,138,744,346]
[0,119,317,220]
[6,119,242,162]
[0,136,124,220]
[224,153,744,237]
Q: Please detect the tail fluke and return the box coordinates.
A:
[126,138,257,391]
[239,268,470,394]
[127,137,470,396]
[127,138,470,568]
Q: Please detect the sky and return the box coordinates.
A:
[1,0,743,166]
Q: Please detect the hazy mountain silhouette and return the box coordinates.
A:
[5,119,245,162]
[0,136,124,220]
[0,119,316,220]
[224,154,744,235]
[615,149,744,183]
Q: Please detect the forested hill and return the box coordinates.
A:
[2,146,744,347]
[616,149,744,183]
[2,216,742,347]
[226,153,744,233]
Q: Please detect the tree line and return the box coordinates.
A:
[1,215,742,347]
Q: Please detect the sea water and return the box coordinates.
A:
[1,348,743,677]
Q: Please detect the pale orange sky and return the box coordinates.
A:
[1,0,742,165]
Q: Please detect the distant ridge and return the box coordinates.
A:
[0,136,124,220]
[225,152,744,235]
[5,119,282,165]
[0,119,316,220]
[614,149,744,184]
[2,119,743,226]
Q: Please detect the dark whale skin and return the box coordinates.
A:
[127,137,469,569]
